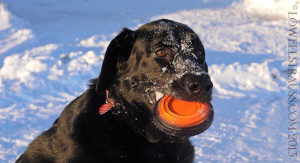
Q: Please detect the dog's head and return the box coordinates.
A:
[96,19,214,142]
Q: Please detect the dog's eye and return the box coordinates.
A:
[155,49,167,57]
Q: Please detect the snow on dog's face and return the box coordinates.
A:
[97,19,213,142]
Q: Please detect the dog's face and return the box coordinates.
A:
[96,19,213,142]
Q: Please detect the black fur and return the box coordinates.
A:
[16,19,213,163]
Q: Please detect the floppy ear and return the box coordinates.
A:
[96,28,136,94]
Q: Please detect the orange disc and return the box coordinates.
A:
[157,95,211,128]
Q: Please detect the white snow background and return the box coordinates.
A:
[0,0,299,162]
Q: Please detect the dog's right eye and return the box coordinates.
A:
[155,49,167,57]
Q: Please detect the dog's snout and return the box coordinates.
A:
[185,75,213,95]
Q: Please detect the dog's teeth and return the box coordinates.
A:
[155,91,164,101]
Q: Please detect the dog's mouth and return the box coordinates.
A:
[150,91,214,137]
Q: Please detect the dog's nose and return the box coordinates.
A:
[184,74,213,95]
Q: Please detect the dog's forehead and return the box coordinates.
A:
[137,19,198,45]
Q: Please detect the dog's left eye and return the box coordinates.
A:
[155,49,167,57]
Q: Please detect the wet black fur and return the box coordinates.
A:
[16,19,212,163]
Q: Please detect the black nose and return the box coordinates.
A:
[184,74,213,95]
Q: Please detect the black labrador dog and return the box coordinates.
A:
[17,19,214,163]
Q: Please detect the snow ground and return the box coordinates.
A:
[0,0,299,162]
